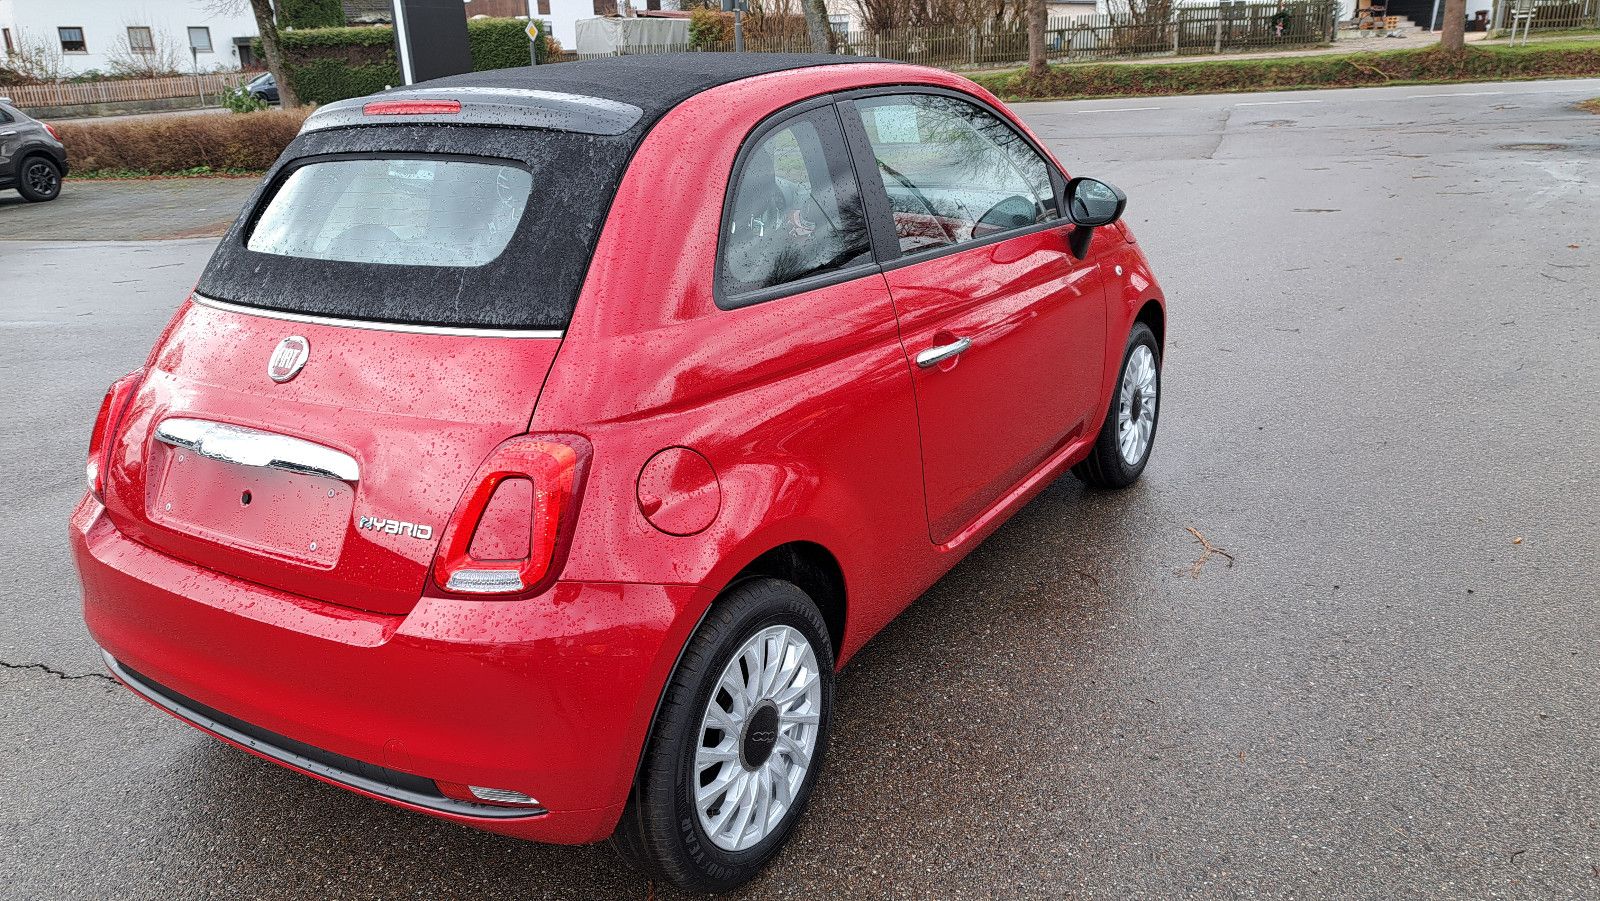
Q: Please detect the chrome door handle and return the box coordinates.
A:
[915,337,972,369]
[155,417,360,483]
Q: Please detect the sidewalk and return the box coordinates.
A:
[1030,27,1593,70]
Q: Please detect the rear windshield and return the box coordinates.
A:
[248,158,532,268]
[197,124,635,332]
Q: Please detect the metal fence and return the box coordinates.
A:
[581,2,1339,66]
[1489,0,1600,30]
[0,72,252,109]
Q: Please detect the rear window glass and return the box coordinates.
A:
[247,158,532,268]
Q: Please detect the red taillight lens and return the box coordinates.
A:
[43,122,61,141]
[431,434,592,598]
[362,99,461,116]
[87,369,145,502]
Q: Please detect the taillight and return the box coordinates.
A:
[87,369,145,502]
[363,99,461,116]
[43,122,61,141]
[431,434,592,598]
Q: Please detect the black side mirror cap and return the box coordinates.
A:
[1063,177,1128,259]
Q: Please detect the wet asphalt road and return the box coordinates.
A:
[2,78,1598,899]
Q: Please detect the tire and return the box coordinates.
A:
[17,155,62,202]
[1073,322,1161,489]
[614,578,834,893]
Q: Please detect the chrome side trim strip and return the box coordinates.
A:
[156,417,360,483]
[104,653,547,821]
[191,294,565,340]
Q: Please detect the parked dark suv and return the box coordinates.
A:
[0,99,69,202]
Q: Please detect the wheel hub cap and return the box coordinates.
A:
[694,624,822,852]
[741,703,779,768]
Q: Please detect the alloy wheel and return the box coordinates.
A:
[1117,344,1157,465]
[25,161,58,197]
[693,624,823,852]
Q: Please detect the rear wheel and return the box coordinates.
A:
[614,578,833,893]
[17,156,62,202]
[1073,322,1160,489]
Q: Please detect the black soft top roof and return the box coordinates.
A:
[197,54,877,331]
[417,53,873,130]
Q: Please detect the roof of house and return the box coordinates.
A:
[342,0,393,23]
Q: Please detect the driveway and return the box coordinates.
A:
[0,177,257,241]
[2,78,1597,900]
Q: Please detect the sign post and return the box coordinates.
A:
[721,0,747,51]
[526,1,542,65]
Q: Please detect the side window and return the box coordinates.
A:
[719,106,873,298]
[853,94,1058,255]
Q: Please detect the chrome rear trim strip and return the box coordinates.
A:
[191,294,565,340]
[156,417,360,483]
[105,653,547,821]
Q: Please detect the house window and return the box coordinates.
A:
[187,26,213,53]
[537,0,551,13]
[829,14,850,37]
[58,26,88,53]
[3,27,14,55]
[127,26,155,53]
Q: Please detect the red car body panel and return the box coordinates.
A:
[72,61,1165,844]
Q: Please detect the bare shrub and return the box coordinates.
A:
[54,108,310,173]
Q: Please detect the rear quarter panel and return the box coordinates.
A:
[535,67,958,666]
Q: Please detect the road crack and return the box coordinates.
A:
[0,659,117,686]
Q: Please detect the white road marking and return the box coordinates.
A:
[1236,99,1324,106]
[1072,106,1162,113]
[1406,90,1506,98]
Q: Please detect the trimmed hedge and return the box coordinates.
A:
[271,18,546,106]
[973,42,1600,101]
[279,0,345,29]
[56,109,312,175]
[469,17,543,70]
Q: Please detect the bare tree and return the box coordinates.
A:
[1439,0,1466,50]
[203,0,301,107]
[1026,0,1046,77]
[106,22,188,78]
[2,28,65,83]
[803,0,838,52]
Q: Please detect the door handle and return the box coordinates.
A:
[915,337,972,369]
[0,131,16,136]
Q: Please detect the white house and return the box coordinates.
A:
[820,0,1099,39]
[0,0,261,77]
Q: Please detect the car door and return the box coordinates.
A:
[839,90,1109,545]
[0,106,18,178]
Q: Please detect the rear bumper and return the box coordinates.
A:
[71,494,704,844]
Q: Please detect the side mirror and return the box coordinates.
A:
[1062,176,1127,259]
[972,194,1039,240]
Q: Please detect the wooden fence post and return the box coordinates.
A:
[1213,8,1223,52]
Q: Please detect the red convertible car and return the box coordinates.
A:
[72,54,1165,891]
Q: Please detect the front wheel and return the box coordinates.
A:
[1073,321,1161,489]
[613,578,834,893]
[17,156,62,202]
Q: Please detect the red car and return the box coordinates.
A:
[72,54,1164,891]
